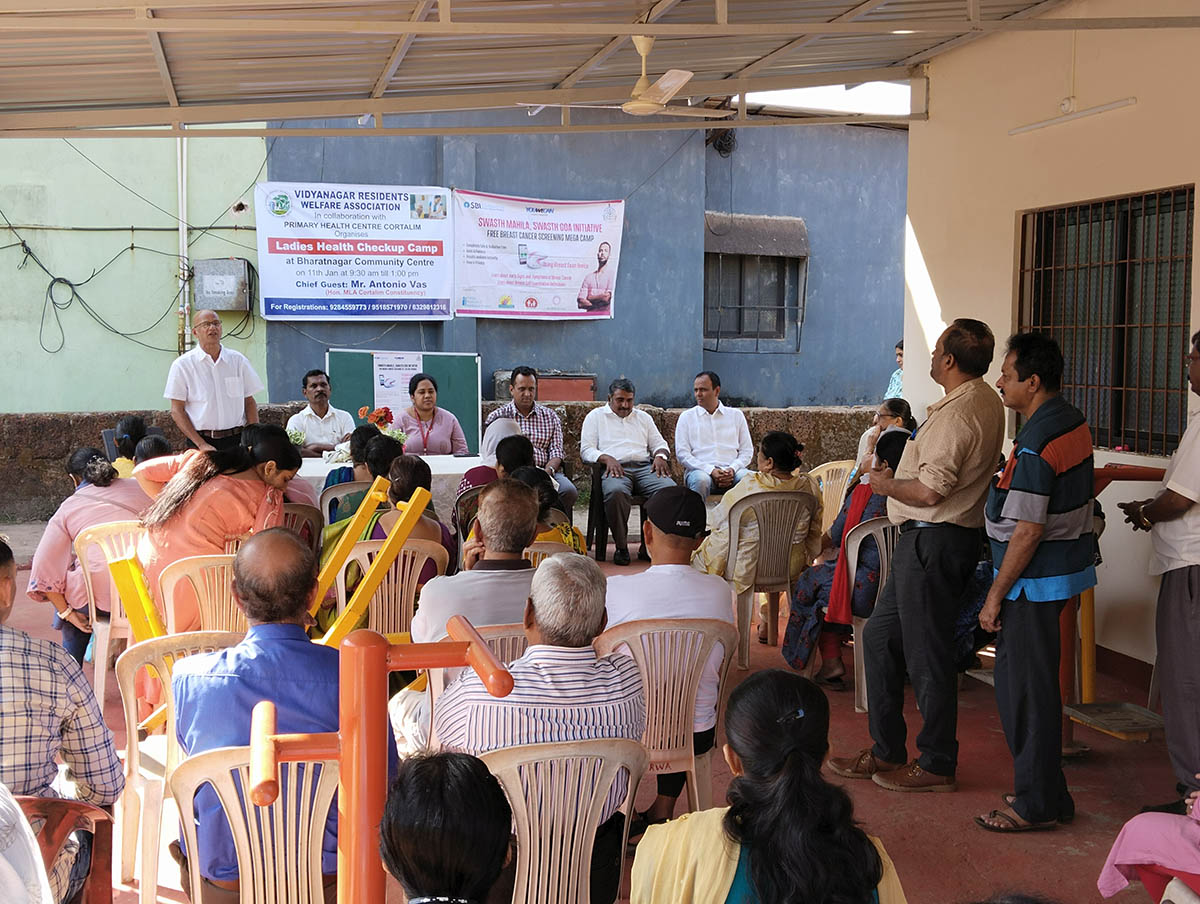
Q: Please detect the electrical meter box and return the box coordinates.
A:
[193,258,251,311]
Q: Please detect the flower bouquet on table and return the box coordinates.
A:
[358,405,408,446]
[286,428,307,447]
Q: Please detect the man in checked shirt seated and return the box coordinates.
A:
[0,536,124,903]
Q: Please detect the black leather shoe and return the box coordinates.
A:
[1140,798,1187,815]
[612,548,631,566]
[637,545,651,562]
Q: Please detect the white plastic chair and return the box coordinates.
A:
[523,540,577,568]
[73,520,146,710]
[114,631,243,904]
[169,746,339,904]
[427,622,529,748]
[334,538,448,636]
[282,502,323,556]
[808,459,855,534]
[480,739,648,904]
[594,618,737,813]
[318,480,371,526]
[723,490,820,669]
[223,533,251,555]
[159,554,247,634]
[841,515,900,714]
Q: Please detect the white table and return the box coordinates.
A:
[297,455,483,522]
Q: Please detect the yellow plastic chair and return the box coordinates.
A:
[159,554,247,634]
[840,516,900,714]
[481,739,648,904]
[808,459,856,534]
[334,538,449,637]
[114,631,243,904]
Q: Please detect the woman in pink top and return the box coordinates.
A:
[1099,794,1200,900]
[134,424,301,633]
[396,372,469,456]
[28,447,151,663]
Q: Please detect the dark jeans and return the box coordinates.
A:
[484,811,625,904]
[864,523,980,776]
[657,727,716,798]
[187,431,243,452]
[994,593,1073,823]
[57,613,94,665]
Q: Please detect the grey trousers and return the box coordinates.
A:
[1157,564,1200,792]
[601,461,676,550]
[553,470,579,511]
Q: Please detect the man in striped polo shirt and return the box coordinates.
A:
[977,332,1096,833]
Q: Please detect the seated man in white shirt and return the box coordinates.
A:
[674,370,753,498]
[434,553,645,904]
[604,486,735,837]
[286,369,356,458]
[580,378,677,566]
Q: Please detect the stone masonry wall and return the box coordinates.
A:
[1,403,874,521]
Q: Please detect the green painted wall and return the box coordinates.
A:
[0,133,268,414]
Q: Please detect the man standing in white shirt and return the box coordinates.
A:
[1119,329,1200,814]
[674,371,753,498]
[580,378,676,566]
[605,486,734,834]
[286,369,355,458]
[163,309,263,451]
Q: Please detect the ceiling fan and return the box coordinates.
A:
[519,35,733,119]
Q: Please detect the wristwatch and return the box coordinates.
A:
[1134,502,1153,531]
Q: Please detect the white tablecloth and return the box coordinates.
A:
[297,455,482,521]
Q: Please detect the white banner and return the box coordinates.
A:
[254,181,453,320]
[373,351,422,412]
[452,189,624,320]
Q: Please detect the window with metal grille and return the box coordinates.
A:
[704,253,800,339]
[1017,186,1194,455]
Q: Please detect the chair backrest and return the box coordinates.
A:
[544,507,570,527]
[224,533,251,555]
[809,459,856,534]
[158,554,246,634]
[318,480,371,526]
[73,520,146,626]
[115,631,244,777]
[282,503,322,556]
[169,746,339,904]
[454,485,486,543]
[480,739,648,904]
[427,622,529,710]
[843,516,901,591]
[15,796,112,904]
[334,538,448,636]
[523,540,576,568]
[724,490,819,591]
[594,619,738,768]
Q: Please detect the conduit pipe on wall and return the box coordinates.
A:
[176,127,191,354]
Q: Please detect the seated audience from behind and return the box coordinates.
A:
[455,434,536,539]
[171,528,397,903]
[379,752,512,904]
[852,398,917,480]
[112,414,147,477]
[27,448,151,663]
[326,432,405,527]
[631,669,906,904]
[434,553,645,904]
[374,454,457,579]
[321,424,382,495]
[456,417,522,498]
[1,537,124,904]
[605,486,735,836]
[134,433,172,465]
[510,465,585,553]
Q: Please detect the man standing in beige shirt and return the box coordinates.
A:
[830,318,1004,792]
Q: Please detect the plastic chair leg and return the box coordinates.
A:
[852,616,869,714]
[736,590,752,669]
[690,750,713,811]
[138,779,163,904]
[116,783,140,884]
[766,592,781,647]
[92,622,112,710]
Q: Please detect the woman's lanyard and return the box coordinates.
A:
[417,411,436,451]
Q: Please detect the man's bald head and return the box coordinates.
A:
[232,528,316,624]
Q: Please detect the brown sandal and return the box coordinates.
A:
[1001,794,1073,824]
[974,808,1057,833]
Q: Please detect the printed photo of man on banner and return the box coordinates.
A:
[452,188,625,320]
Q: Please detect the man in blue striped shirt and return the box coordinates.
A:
[978,332,1095,833]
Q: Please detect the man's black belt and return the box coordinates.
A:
[899,519,974,533]
[198,427,243,439]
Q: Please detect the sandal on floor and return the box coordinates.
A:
[627,810,669,842]
[814,674,848,691]
[1001,794,1074,824]
[974,808,1057,833]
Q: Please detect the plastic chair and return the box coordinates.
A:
[282,502,323,556]
[480,739,648,904]
[523,540,577,568]
[841,515,900,713]
[73,520,146,710]
[319,480,371,526]
[170,746,340,904]
[334,538,448,636]
[223,533,250,555]
[158,554,247,634]
[585,462,649,562]
[594,618,737,813]
[808,459,855,534]
[427,622,529,740]
[16,796,113,904]
[114,631,243,904]
[453,485,485,568]
[724,490,820,669]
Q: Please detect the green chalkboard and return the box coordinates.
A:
[325,349,481,454]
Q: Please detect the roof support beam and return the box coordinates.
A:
[0,16,1196,37]
[899,0,1072,65]
[556,0,685,90]
[369,0,436,98]
[0,66,919,131]
[142,7,178,106]
[735,0,895,79]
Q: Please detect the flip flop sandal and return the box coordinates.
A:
[974,809,1057,833]
[1001,794,1074,824]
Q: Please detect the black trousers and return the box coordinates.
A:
[656,727,716,798]
[864,523,979,776]
[995,594,1073,823]
[187,430,243,451]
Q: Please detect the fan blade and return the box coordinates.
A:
[657,105,735,118]
[516,103,625,110]
[638,69,693,105]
